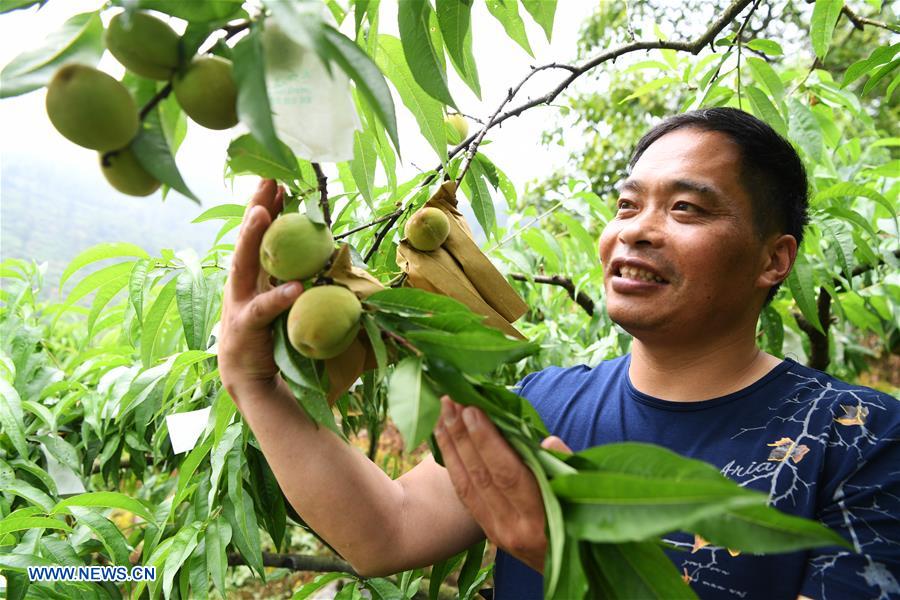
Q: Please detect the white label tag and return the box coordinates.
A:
[166,407,211,454]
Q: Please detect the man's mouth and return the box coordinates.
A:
[616,265,667,284]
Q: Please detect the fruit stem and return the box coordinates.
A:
[312,162,330,228]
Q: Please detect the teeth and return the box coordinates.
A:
[620,266,665,283]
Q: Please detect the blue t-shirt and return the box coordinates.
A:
[493,354,900,600]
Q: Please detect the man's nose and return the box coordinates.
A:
[617,207,665,247]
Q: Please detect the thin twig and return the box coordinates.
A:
[335,208,405,240]
[735,0,763,110]
[312,163,330,228]
[383,330,422,357]
[510,273,596,316]
[138,83,173,121]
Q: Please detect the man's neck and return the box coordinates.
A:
[628,336,783,402]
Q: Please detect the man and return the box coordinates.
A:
[218,108,899,599]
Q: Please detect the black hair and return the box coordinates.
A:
[628,107,809,306]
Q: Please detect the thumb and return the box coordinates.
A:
[245,282,303,328]
[540,435,572,455]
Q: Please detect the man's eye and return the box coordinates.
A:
[616,199,635,210]
[673,201,697,211]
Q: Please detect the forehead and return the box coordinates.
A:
[630,128,745,192]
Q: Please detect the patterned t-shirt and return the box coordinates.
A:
[492,354,900,599]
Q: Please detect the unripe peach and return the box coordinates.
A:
[405,207,450,251]
[287,285,362,360]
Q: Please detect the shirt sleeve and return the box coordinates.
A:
[799,397,900,600]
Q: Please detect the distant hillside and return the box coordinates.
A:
[1,152,231,301]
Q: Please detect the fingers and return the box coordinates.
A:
[247,179,283,223]
[229,203,273,301]
[540,436,573,454]
[436,397,534,520]
[244,281,303,329]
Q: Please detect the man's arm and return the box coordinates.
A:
[228,378,484,576]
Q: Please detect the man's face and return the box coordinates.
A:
[597,128,770,343]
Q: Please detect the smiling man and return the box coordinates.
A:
[218,108,899,600]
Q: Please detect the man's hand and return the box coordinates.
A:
[434,395,571,573]
[218,179,303,400]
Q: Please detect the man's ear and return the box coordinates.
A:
[757,234,797,290]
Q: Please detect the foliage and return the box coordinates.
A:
[1,0,897,599]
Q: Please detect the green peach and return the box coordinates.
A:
[259,213,335,281]
[173,56,238,130]
[45,64,139,151]
[100,148,160,196]
[405,207,450,251]
[106,12,180,80]
[287,285,362,360]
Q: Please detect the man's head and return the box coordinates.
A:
[597,108,808,344]
[629,108,809,305]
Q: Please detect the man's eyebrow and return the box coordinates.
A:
[615,178,725,204]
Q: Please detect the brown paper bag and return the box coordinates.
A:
[397,180,528,339]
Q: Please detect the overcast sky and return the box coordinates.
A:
[0,1,591,211]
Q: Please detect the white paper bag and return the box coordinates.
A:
[263,21,360,163]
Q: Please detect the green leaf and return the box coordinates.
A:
[162,522,201,600]
[522,0,557,41]
[746,56,784,101]
[428,552,464,600]
[842,43,899,87]
[620,77,679,103]
[746,38,783,56]
[387,357,440,452]
[3,479,55,512]
[53,492,156,524]
[788,99,823,162]
[485,0,533,56]
[0,516,70,537]
[137,0,243,22]
[436,0,481,98]
[406,329,537,375]
[176,268,210,351]
[129,258,151,321]
[587,541,697,599]
[0,12,103,98]
[322,25,400,154]
[60,243,148,290]
[810,0,843,60]
[398,0,456,108]
[862,57,900,96]
[192,203,245,224]
[815,182,894,220]
[376,35,446,160]
[361,313,387,382]
[225,451,265,579]
[131,109,199,203]
[694,504,851,554]
[226,134,301,182]
[205,519,231,599]
[293,573,347,600]
[233,26,294,170]
[0,381,28,458]
[462,156,496,237]
[760,304,784,355]
[86,273,129,339]
[556,471,763,543]
[349,126,378,207]
[786,252,824,334]
[34,433,81,474]
[0,0,45,14]
[69,506,132,566]
[61,261,135,311]
[365,577,405,600]
[745,85,787,137]
[455,539,486,600]
[141,276,179,368]
[367,287,471,317]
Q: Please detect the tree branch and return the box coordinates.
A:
[840,4,900,34]
[793,286,832,371]
[360,0,753,264]
[227,551,355,575]
[510,273,596,316]
[312,163,330,228]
